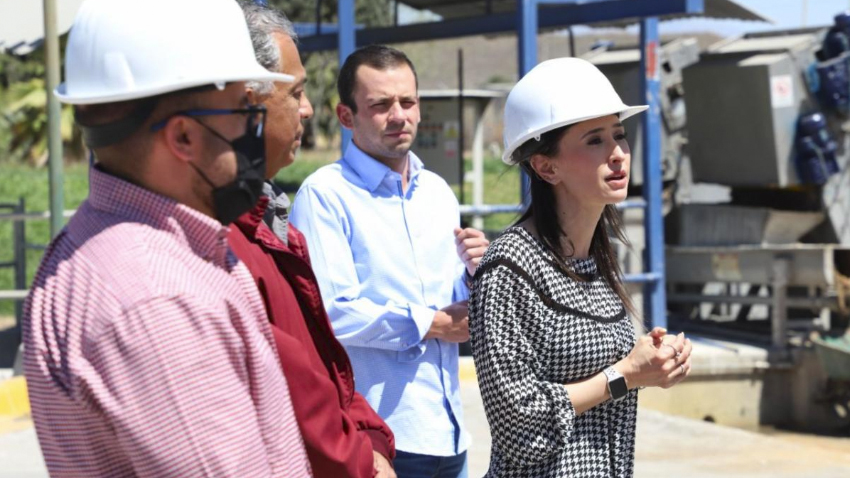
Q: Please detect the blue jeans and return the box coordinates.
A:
[393,450,468,478]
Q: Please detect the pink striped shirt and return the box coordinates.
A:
[23,166,311,477]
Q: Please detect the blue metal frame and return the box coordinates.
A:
[638,16,668,328]
[299,0,704,52]
[517,0,536,206]
[338,0,356,153]
[295,0,704,328]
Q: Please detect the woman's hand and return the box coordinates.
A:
[616,331,692,389]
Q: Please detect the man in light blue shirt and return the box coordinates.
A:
[290,45,489,478]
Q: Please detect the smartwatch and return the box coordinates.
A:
[604,366,628,402]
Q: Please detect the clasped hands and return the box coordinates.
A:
[620,327,693,390]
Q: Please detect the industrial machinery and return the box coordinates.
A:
[591,15,850,432]
[667,22,850,344]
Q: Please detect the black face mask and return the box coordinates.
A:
[187,108,267,225]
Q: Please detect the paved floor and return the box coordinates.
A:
[3,380,849,477]
[0,417,46,478]
[461,380,850,477]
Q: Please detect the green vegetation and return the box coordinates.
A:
[0,154,522,317]
[0,162,89,316]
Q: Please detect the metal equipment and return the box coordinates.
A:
[668,22,850,347]
[683,34,822,187]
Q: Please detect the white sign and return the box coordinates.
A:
[770,75,795,109]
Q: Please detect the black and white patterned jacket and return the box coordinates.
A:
[469,226,638,477]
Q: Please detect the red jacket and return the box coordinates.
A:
[228,198,395,478]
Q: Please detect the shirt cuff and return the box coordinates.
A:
[395,304,435,362]
[409,303,436,345]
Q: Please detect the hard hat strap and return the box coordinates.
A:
[76,98,159,149]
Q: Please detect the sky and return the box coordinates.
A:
[398,0,850,37]
[652,0,850,36]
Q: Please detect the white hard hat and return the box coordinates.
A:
[502,57,647,164]
[55,0,294,105]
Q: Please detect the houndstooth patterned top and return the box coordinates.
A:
[469,226,638,477]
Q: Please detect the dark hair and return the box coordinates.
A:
[514,125,637,317]
[337,45,418,113]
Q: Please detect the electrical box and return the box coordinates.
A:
[414,98,462,185]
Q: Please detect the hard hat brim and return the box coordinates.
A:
[502,104,648,165]
[55,70,295,105]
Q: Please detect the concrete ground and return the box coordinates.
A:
[461,379,850,477]
[2,360,849,477]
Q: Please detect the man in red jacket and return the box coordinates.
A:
[228,3,396,477]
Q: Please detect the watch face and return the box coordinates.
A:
[609,377,628,401]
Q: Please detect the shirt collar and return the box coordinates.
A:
[87,165,231,265]
[342,140,424,193]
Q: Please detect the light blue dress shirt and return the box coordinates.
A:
[290,141,470,457]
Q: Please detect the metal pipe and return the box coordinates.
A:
[640,17,667,329]
[772,257,791,353]
[316,0,323,35]
[44,0,64,239]
[623,272,662,283]
[339,0,355,155]
[668,293,835,309]
[458,198,646,216]
[458,49,466,206]
[0,291,30,301]
[0,209,77,222]
[13,198,26,348]
[517,0,536,208]
[471,103,485,230]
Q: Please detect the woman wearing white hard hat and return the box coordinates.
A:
[468,58,693,477]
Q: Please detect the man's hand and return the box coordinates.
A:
[424,301,469,343]
[454,227,489,277]
[374,451,396,478]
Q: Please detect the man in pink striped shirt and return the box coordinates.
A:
[22,0,311,476]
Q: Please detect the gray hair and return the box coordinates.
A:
[239,1,299,97]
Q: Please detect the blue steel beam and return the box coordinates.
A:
[338,0,355,154]
[458,198,647,216]
[517,0,537,207]
[639,17,667,329]
[299,0,704,52]
[623,272,663,284]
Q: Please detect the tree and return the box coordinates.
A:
[0,43,81,165]
[267,0,393,147]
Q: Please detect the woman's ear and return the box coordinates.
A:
[529,154,560,185]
